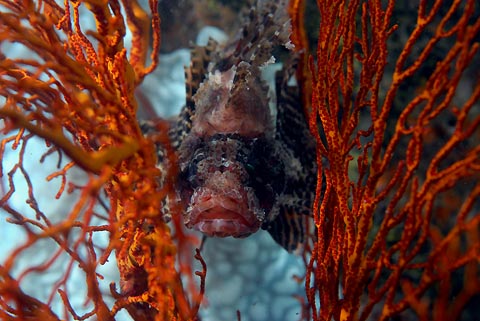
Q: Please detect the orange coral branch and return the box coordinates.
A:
[1,0,203,320]
[0,107,139,174]
[288,0,312,113]
[292,0,480,320]
[0,267,62,321]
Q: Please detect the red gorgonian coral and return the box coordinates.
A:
[290,0,480,320]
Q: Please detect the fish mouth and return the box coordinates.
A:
[185,190,262,238]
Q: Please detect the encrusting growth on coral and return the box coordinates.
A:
[1,0,479,320]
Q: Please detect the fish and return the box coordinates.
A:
[144,0,317,252]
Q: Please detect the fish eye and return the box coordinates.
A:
[192,150,205,162]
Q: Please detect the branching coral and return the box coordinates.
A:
[0,0,203,320]
[290,0,480,320]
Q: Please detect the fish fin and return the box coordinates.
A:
[214,0,292,70]
[275,58,317,200]
[172,39,219,147]
[269,61,317,252]
[139,120,168,162]
[266,208,313,252]
[274,60,315,161]
[185,39,218,111]
[139,120,175,222]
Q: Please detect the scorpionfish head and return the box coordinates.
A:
[178,63,282,238]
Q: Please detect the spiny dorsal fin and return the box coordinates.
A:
[175,38,219,146]
[185,38,218,111]
[213,0,293,70]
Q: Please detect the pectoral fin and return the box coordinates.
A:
[265,208,313,252]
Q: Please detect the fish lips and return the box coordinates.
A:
[184,187,263,238]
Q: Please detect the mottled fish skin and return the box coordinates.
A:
[145,0,317,252]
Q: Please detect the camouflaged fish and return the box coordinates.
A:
[143,0,317,252]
